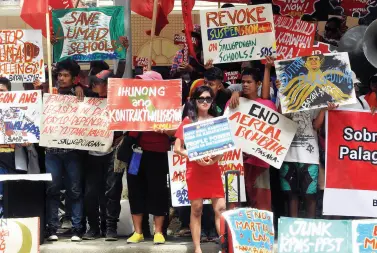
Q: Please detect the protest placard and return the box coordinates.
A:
[39,94,113,152]
[183,116,235,161]
[0,30,45,83]
[225,98,297,168]
[107,78,182,131]
[0,91,42,144]
[222,208,274,253]
[331,0,377,18]
[168,149,246,207]
[274,15,315,60]
[278,217,349,252]
[199,4,276,64]
[275,52,357,114]
[52,6,125,62]
[324,109,377,217]
[273,0,320,18]
[278,217,377,253]
[0,217,39,253]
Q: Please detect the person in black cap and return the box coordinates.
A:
[82,70,124,241]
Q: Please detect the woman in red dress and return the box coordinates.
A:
[174,86,225,253]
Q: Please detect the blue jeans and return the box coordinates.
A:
[0,167,8,217]
[46,151,83,232]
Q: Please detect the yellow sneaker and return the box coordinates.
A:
[154,233,165,244]
[127,232,144,243]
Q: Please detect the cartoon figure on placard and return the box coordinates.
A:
[226,173,238,202]
[278,54,353,112]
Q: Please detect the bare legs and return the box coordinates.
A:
[190,198,226,253]
[131,214,165,234]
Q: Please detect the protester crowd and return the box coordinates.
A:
[0,2,376,253]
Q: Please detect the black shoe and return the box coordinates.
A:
[105,228,118,241]
[71,229,82,242]
[46,229,58,241]
[83,228,100,240]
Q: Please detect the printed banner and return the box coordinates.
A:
[0,91,42,144]
[199,4,276,64]
[274,15,316,60]
[225,98,297,168]
[276,52,357,114]
[273,0,320,18]
[324,109,377,217]
[183,116,235,161]
[278,217,377,253]
[0,217,40,253]
[52,6,125,62]
[312,41,338,55]
[168,149,246,207]
[107,78,182,131]
[0,30,45,83]
[40,94,113,152]
[222,208,274,253]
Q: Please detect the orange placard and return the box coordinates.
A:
[107,78,182,131]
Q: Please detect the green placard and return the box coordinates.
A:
[52,6,125,62]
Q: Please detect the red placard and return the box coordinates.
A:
[132,56,156,67]
[327,110,377,191]
[107,79,182,131]
[273,0,320,18]
[274,15,316,60]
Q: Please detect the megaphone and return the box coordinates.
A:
[363,20,377,68]
[338,21,377,89]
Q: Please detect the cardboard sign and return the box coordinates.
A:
[274,15,316,60]
[273,0,320,18]
[183,116,235,161]
[0,30,45,83]
[224,71,241,84]
[132,56,156,68]
[200,4,276,64]
[168,149,246,207]
[324,109,377,217]
[225,98,297,168]
[276,52,357,114]
[278,217,377,253]
[107,78,182,131]
[0,91,42,144]
[222,208,274,253]
[52,6,125,62]
[40,94,113,152]
[0,217,40,253]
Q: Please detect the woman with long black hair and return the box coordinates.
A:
[174,86,226,253]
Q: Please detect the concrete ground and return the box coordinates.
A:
[40,237,221,253]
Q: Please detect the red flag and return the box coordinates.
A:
[131,0,174,36]
[21,0,73,38]
[181,0,196,59]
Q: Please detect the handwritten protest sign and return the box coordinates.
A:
[107,78,182,131]
[273,0,320,18]
[0,217,40,253]
[279,217,377,253]
[222,208,274,253]
[274,15,315,60]
[199,4,276,64]
[168,149,246,206]
[40,94,113,152]
[0,30,45,83]
[278,217,349,252]
[225,98,297,168]
[275,52,357,114]
[52,6,125,62]
[324,109,377,217]
[183,116,235,161]
[0,91,42,144]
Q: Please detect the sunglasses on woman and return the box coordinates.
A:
[196,97,213,104]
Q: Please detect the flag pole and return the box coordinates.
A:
[148,0,159,71]
[45,6,53,93]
